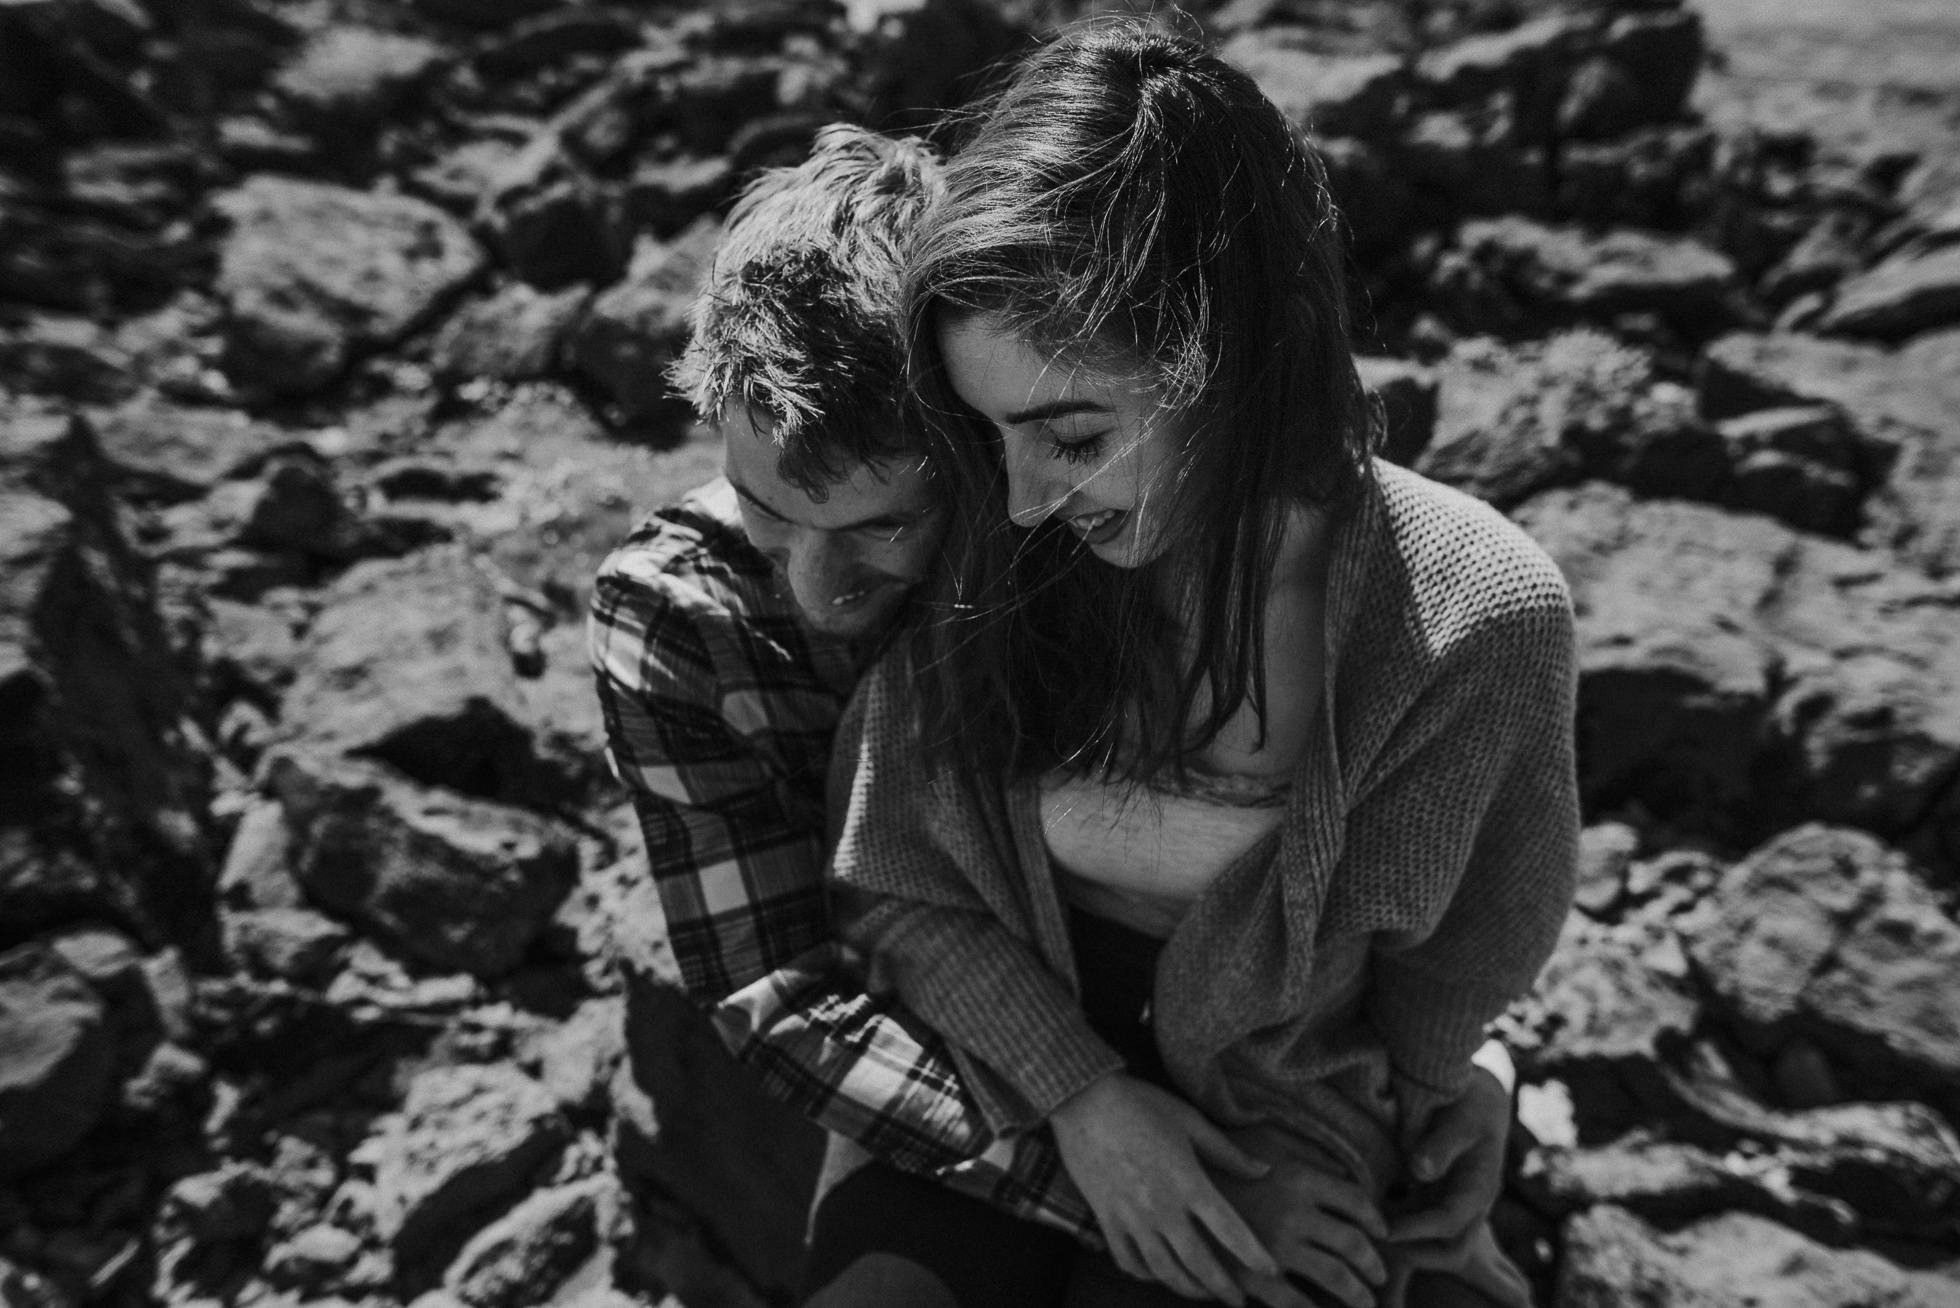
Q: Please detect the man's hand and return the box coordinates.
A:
[1049,1073,1279,1305]
[1213,1123,1387,1308]
[1386,1066,1511,1248]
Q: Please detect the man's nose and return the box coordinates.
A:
[783,531,853,616]
[1002,437,1065,528]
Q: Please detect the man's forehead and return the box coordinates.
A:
[721,415,932,527]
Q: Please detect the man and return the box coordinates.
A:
[588,123,1514,1302]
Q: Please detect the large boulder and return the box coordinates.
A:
[441,1176,609,1308]
[1514,484,1960,848]
[265,750,579,979]
[1697,328,1960,577]
[275,545,595,805]
[1418,331,1720,509]
[1453,217,1737,329]
[1685,825,1960,1109]
[212,177,484,397]
[1512,483,1786,825]
[564,221,717,437]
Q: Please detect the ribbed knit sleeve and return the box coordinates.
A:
[827,655,1125,1133]
[1356,546,1579,1123]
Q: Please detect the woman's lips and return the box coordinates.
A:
[1067,507,1127,546]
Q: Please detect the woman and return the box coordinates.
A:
[813,19,1578,1308]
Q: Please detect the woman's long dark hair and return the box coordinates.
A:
[905,18,1375,784]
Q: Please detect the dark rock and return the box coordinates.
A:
[1520,1139,1762,1222]
[0,942,115,1177]
[0,403,215,950]
[1419,331,1720,508]
[429,282,590,382]
[1715,406,1865,535]
[265,750,579,978]
[212,177,484,397]
[476,138,626,291]
[1701,327,1960,576]
[1355,356,1438,466]
[275,546,593,804]
[615,155,732,242]
[1820,244,1960,340]
[1223,36,1407,139]
[1454,217,1737,329]
[1557,127,1715,230]
[612,965,822,1300]
[271,27,446,139]
[87,399,285,502]
[1508,917,1700,1139]
[855,0,1025,122]
[1555,1205,1957,1308]
[1686,825,1960,1105]
[410,0,565,29]
[565,220,717,436]
[1512,483,1785,822]
[1396,106,1550,218]
[0,314,139,404]
[1574,821,1638,918]
[370,1063,568,1261]
[441,1177,606,1308]
[222,906,348,984]
[1558,10,1702,140]
[1415,14,1591,116]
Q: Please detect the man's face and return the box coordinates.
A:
[721,408,944,642]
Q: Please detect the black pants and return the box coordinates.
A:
[800,907,1199,1307]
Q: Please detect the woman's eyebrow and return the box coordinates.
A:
[1003,398,1110,425]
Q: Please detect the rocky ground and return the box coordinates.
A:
[3,0,1959,1305]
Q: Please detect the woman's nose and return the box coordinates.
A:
[1002,437,1065,528]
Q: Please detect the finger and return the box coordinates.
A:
[1410,1109,1475,1184]
[1305,1219,1387,1288]
[1283,1248,1376,1308]
[1238,1269,1316,1308]
[1164,1223,1245,1306]
[1301,1175,1387,1243]
[1139,1235,1208,1301]
[1386,1189,1479,1245]
[1189,1119,1271,1181]
[1192,1195,1280,1279]
[1110,1231,1152,1284]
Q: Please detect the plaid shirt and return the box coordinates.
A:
[587,477,1095,1240]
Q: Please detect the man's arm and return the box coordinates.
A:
[588,558,1096,1239]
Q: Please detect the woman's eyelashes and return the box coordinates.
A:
[1051,432,1108,464]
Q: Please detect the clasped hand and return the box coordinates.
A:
[1049,1073,1385,1307]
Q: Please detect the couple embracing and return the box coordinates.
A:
[590,18,1578,1308]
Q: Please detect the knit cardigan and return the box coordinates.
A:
[826,460,1580,1195]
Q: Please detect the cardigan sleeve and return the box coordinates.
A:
[1356,581,1580,1123]
[827,653,1125,1133]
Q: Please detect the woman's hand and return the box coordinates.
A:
[1048,1073,1280,1304]
[1212,1124,1387,1308]
[1385,1066,1510,1249]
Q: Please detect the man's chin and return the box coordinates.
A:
[798,591,903,641]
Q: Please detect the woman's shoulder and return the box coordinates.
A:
[1349,459,1572,653]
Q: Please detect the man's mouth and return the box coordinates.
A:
[1067,508,1127,546]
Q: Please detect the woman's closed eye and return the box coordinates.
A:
[1052,432,1108,465]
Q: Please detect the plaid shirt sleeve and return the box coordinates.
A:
[588,519,1096,1242]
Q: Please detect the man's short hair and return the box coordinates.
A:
[671,123,943,498]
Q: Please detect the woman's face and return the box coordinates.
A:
[936,312,1185,570]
